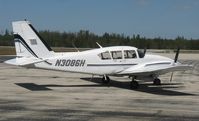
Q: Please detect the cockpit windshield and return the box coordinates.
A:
[137,49,145,58]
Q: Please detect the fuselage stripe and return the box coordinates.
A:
[87,64,137,66]
[14,34,38,58]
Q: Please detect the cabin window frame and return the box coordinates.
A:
[123,50,137,59]
[111,51,123,59]
[98,51,112,60]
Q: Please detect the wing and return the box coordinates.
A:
[118,62,193,76]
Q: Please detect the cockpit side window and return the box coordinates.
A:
[111,51,122,59]
[98,51,111,60]
[124,50,137,59]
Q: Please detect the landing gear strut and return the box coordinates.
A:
[102,75,110,84]
[153,78,161,85]
[130,76,139,89]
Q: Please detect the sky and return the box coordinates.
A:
[0,0,199,39]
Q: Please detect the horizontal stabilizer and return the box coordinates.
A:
[4,57,46,66]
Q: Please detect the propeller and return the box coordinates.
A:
[170,72,174,82]
[170,48,180,82]
[174,48,180,63]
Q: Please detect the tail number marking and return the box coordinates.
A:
[55,59,85,67]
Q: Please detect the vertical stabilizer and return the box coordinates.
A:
[12,21,54,58]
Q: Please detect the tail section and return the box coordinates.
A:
[12,21,54,58]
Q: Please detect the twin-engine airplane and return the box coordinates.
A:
[5,21,192,89]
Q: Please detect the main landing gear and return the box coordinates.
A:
[102,75,110,84]
[153,78,161,85]
[130,76,139,89]
[100,75,161,89]
[130,76,162,89]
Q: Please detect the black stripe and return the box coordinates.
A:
[145,62,171,67]
[87,64,137,66]
[44,61,52,65]
[14,34,38,58]
[29,24,52,51]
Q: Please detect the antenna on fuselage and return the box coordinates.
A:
[72,39,79,52]
[96,42,103,48]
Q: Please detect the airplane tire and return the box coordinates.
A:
[102,76,110,84]
[130,81,139,89]
[153,78,161,85]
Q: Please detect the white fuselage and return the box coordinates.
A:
[33,46,173,76]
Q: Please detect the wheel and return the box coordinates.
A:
[130,81,139,89]
[153,78,161,85]
[102,76,110,84]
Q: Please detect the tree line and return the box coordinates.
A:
[0,29,199,49]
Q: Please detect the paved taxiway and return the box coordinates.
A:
[0,54,199,121]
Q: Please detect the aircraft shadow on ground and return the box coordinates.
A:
[15,83,103,91]
[80,77,195,96]
[15,78,195,96]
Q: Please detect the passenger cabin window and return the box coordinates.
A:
[111,51,122,59]
[124,50,137,59]
[98,51,111,60]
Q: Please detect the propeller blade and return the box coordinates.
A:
[174,48,180,63]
